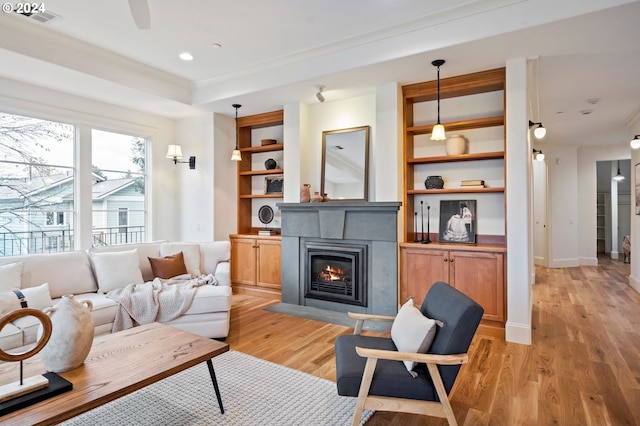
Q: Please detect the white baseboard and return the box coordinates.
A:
[610,251,619,260]
[505,321,531,345]
[630,275,640,294]
[579,257,598,266]
[548,258,580,268]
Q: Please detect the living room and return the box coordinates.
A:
[0,1,639,424]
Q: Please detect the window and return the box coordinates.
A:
[0,112,74,256]
[91,130,146,247]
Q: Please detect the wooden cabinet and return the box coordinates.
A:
[400,68,507,336]
[400,244,505,330]
[230,234,281,299]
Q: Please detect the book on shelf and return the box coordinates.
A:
[461,180,485,186]
[259,229,276,236]
[460,184,485,189]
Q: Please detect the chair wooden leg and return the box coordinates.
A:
[426,363,458,426]
[352,357,378,426]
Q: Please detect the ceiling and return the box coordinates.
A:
[0,0,639,147]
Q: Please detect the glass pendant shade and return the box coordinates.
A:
[630,135,640,149]
[613,161,625,181]
[534,125,546,139]
[431,124,446,141]
[231,149,242,161]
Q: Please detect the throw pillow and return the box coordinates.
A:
[91,249,144,293]
[0,261,23,292]
[0,282,52,316]
[148,251,188,279]
[390,298,438,373]
[160,243,201,276]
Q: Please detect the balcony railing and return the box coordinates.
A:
[0,226,146,256]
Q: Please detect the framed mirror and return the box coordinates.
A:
[321,126,370,201]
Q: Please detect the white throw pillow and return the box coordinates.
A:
[0,282,52,315]
[0,261,23,292]
[91,249,144,293]
[390,298,438,373]
[160,243,201,276]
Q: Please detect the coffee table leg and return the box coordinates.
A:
[206,359,224,414]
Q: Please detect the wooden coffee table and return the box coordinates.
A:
[0,322,229,425]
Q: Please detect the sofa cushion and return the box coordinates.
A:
[184,285,232,315]
[0,282,52,316]
[0,322,24,351]
[391,298,438,373]
[0,261,23,292]
[160,243,201,276]
[88,241,164,282]
[199,241,230,275]
[59,293,118,328]
[91,249,144,293]
[148,252,188,279]
[1,251,97,298]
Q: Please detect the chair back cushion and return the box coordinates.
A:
[420,281,484,392]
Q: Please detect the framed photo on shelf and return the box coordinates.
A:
[264,175,284,194]
[635,163,640,215]
[438,200,477,244]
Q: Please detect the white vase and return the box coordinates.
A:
[38,294,94,373]
[445,135,467,155]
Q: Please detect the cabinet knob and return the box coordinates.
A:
[252,245,259,248]
[449,257,454,263]
[443,258,449,262]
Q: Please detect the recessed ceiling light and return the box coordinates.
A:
[179,52,194,61]
[586,98,600,105]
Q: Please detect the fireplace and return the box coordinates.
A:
[305,242,366,307]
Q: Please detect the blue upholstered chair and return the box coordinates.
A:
[335,282,484,426]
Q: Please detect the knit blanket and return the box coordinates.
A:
[107,274,217,333]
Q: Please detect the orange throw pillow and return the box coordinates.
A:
[148,251,188,279]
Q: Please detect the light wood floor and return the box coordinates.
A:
[227,256,640,425]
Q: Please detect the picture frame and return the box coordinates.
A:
[635,163,640,215]
[264,175,284,194]
[438,200,477,244]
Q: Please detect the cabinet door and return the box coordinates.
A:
[257,239,281,289]
[400,247,448,306]
[231,237,257,286]
[449,251,504,321]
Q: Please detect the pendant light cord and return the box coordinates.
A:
[436,64,441,125]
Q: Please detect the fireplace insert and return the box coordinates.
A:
[304,242,367,307]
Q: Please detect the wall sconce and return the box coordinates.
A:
[316,86,325,103]
[231,103,242,161]
[166,145,196,169]
[430,59,446,141]
[613,160,625,182]
[532,148,545,161]
[529,121,547,139]
[630,135,640,150]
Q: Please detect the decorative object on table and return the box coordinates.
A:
[413,212,420,242]
[461,179,485,189]
[438,200,477,244]
[261,139,277,146]
[264,158,277,170]
[424,175,444,190]
[445,134,467,156]
[37,295,94,373]
[322,193,330,201]
[258,205,276,236]
[300,184,311,203]
[0,308,54,403]
[264,175,283,194]
[425,205,432,243]
[420,201,426,243]
[311,191,324,202]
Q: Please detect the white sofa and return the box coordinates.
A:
[0,241,232,352]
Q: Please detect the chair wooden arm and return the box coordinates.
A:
[348,312,395,335]
[355,346,468,365]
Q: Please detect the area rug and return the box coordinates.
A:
[266,303,391,333]
[61,350,373,426]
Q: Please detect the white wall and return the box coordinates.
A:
[0,76,180,244]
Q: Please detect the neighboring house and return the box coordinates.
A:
[0,172,144,256]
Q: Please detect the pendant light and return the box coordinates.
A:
[630,135,640,150]
[231,104,242,161]
[613,160,625,181]
[529,121,547,139]
[430,59,446,141]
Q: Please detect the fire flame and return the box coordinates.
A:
[319,265,346,281]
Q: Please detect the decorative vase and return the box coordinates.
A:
[424,176,444,189]
[300,184,311,202]
[311,191,324,202]
[445,135,467,156]
[37,294,94,373]
[264,158,277,170]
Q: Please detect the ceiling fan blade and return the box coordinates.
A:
[128,0,150,30]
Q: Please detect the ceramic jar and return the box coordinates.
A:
[311,191,324,202]
[38,294,94,373]
[445,135,467,156]
[264,158,277,170]
[300,184,311,202]
[424,176,444,189]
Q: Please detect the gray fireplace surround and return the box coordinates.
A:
[277,201,401,316]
